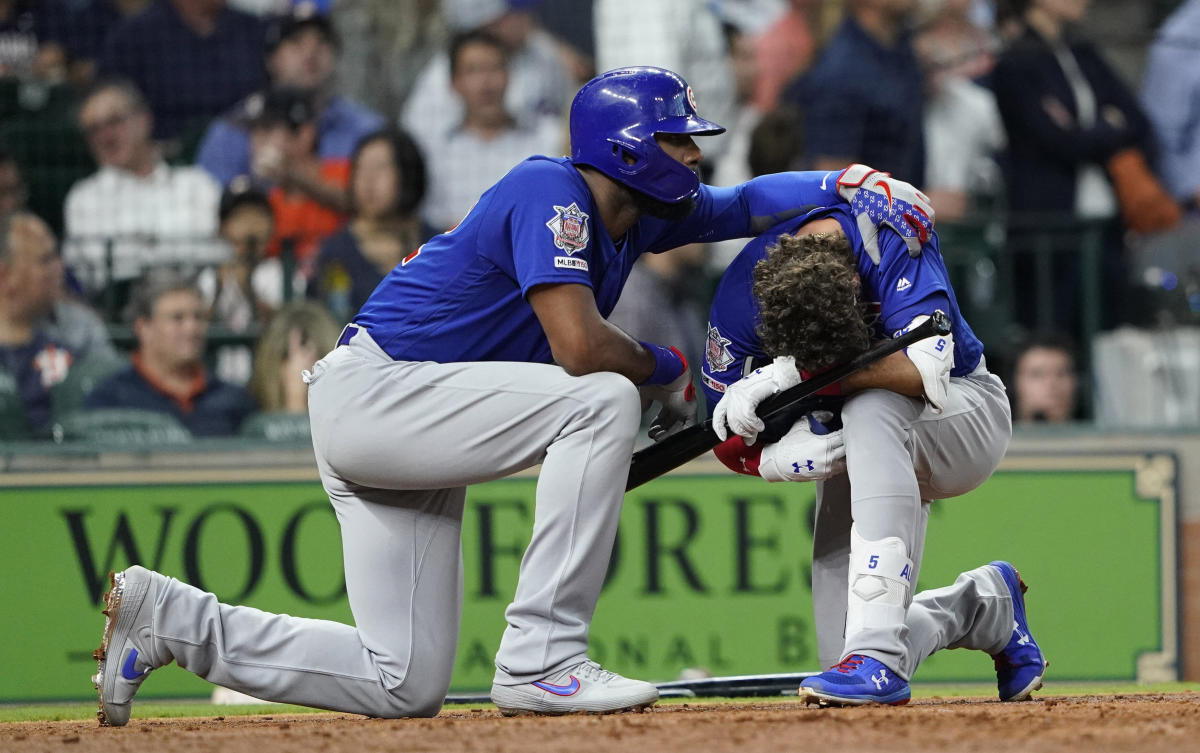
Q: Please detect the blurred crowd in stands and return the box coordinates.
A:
[0,0,1197,444]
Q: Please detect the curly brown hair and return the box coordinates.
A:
[752,232,873,371]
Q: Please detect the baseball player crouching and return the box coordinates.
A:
[702,167,1049,705]
[92,70,937,724]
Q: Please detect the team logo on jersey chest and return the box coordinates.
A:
[33,344,72,389]
[705,325,735,372]
[546,202,590,254]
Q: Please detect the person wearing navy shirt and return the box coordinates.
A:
[91,68,936,727]
[83,271,256,436]
[704,166,1030,707]
[196,6,384,191]
[99,0,265,141]
[0,212,78,438]
[786,0,925,186]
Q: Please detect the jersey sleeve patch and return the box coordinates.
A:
[705,324,736,372]
[545,202,590,254]
[554,256,589,271]
[701,371,727,394]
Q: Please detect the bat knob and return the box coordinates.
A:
[932,310,952,335]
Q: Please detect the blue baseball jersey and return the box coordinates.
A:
[701,204,984,410]
[356,156,843,364]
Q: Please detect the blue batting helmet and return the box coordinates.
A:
[569,67,725,204]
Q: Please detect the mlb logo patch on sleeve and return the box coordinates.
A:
[546,202,590,254]
[555,256,589,271]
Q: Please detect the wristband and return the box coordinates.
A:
[639,342,688,385]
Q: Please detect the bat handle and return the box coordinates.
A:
[932,310,951,336]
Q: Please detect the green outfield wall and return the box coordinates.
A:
[0,451,1178,702]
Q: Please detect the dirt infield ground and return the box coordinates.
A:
[4,694,1200,753]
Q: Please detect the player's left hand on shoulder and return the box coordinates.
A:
[757,413,846,482]
[644,369,697,442]
[836,163,935,264]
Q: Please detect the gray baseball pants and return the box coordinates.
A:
[139,327,642,717]
[811,368,1013,677]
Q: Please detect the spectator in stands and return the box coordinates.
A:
[595,0,735,163]
[0,211,115,436]
[915,0,1005,220]
[785,0,925,184]
[22,211,116,361]
[709,21,766,270]
[99,0,265,143]
[201,179,288,332]
[711,22,764,189]
[0,150,28,214]
[1010,333,1078,423]
[991,0,1158,332]
[401,0,572,147]
[197,4,383,196]
[331,0,443,122]
[62,78,222,296]
[750,0,815,113]
[1141,0,1200,210]
[311,129,430,324]
[417,30,561,232]
[248,300,338,414]
[243,85,344,268]
[84,270,257,435]
[747,105,806,178]
[198,179,304,385]
[0,0,50,80]
[41,0,150,88]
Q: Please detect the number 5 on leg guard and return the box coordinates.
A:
[799,526,913,706]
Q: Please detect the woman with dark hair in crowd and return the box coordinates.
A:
[310,128,431,322]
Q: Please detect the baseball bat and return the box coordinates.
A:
[626,310,952,490]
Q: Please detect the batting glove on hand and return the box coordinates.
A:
[645,369,696,442]
[758,414,847,482]
[712,356,802,445]
[837,164,935,264]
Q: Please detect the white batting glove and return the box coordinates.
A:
[758,416,847,482]
[644,369,696,442]
[837,164,935,264]
[712,356,802,445]
[902,313,954,413]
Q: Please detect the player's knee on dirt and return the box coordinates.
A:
[371,683,447,719]
[845,526,914,645]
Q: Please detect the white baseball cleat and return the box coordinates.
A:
[93,566,166,726]
[491,660,659,716]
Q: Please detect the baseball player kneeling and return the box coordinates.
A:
[91,69,946,726]
[701,166,1048,706]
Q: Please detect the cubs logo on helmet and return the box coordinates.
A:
[568,66,725,205]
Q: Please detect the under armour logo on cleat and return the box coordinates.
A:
[1014,620,1031,646]
[872,669,889,690]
